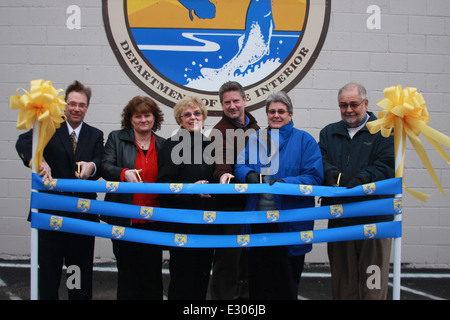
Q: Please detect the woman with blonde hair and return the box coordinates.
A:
[157,96,217,300]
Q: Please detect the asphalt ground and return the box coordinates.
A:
[1,260,449,301]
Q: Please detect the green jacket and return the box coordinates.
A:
[318,112,395,227]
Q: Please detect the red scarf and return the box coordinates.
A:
[131,134,159,224]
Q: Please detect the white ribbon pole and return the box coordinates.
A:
[30,121,40,300]
[392,138,403,300]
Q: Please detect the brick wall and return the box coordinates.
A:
[1,1,449,265]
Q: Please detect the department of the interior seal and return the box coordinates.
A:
[102,0,330,114]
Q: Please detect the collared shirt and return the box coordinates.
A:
[67,122,97,176]
[234,114,250,127]
[67,122,83,142]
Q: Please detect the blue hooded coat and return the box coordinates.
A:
[234,121,324,255]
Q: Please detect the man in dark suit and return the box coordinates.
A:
[16,80,104,300]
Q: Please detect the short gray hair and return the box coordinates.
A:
[338,82,367,101]
[265,91,293,114]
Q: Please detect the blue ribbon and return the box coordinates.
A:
[31,192,401,224]
[29,175,403,247]
[31,173,402,197]
[31,211,402,248]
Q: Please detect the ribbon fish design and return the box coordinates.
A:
[201,0,274,78]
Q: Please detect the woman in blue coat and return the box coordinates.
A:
[234,91,323,300]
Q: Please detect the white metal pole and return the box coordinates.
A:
[392,218,402,300]
[30,121,40,300]
[392,137,403,300]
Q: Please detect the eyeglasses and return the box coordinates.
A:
[339,99,366,109]
[268,109,289,115]
[182,111,202,118]
[67,101,88,109]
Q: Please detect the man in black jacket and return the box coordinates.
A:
[319,83,394,300]
[16,80,104,300]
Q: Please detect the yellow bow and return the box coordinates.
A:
[10,79,67,173]
[366,85,450,202]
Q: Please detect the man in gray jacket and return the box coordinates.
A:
[319,83,395,300]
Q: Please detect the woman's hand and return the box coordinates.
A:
[124,169,143,183]
[195,180,211,198]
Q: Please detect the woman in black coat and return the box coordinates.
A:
[157,96,217,300]
[101,96,165,300]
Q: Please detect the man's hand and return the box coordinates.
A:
[324,168,340,186]
[346,175,366,189]
[39,159,52,182]
[219,173,234,184]
[75,161,95,180]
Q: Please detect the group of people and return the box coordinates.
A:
[15,80,394,300]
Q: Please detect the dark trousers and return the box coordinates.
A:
[112,222,163,300]
[38,229,95,300]
[168,247,214,300]
[328,238,392,300]
[210,247,248,300]
[248,246,305,300]
[210,224,249,300]
[248,221,305,300]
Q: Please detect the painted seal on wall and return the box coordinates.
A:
[102,0,330,115]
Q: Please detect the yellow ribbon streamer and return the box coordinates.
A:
[366,85,450,202]
[10,79,67,173]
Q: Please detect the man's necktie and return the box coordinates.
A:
[70,131,77,153]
